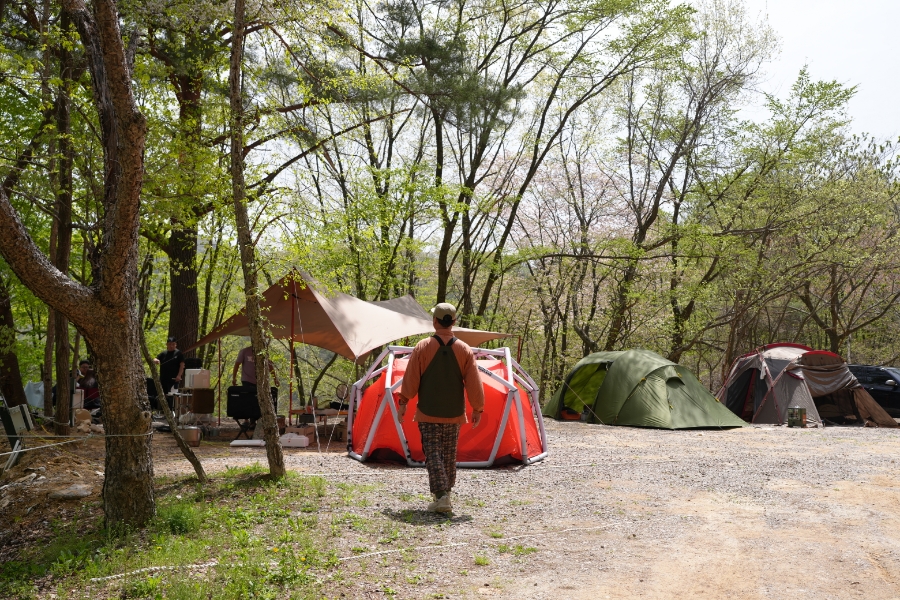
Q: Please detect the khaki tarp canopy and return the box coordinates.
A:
[188,270,510,360]
[370,296,514,348]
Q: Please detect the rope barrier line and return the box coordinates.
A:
[0,437,85,458]
[0,431,154,458]
[89,561,219,583]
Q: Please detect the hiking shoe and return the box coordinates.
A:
[427,493,453,513]
[436,493,452,512]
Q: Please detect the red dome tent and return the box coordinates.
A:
[348,346,549,467]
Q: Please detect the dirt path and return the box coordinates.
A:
[4,421,900,599]
[150,421,900,599]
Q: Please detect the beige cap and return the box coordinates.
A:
[431,303,457,326]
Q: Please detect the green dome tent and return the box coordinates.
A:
[543,349,746,429]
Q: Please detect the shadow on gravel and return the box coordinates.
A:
[380,508,473,526]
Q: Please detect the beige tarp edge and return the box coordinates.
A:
[188,271,510,359]
[371,295,512,348]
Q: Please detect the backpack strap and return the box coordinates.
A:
[432,335,457,347]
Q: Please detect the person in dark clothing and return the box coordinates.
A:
[78,368,101,410]
[397,303,485,513]
[153,336,185,407]
[75,359,91,386]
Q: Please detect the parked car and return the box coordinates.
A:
[847,364,900,417]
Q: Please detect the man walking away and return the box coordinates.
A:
[398,303,484,513]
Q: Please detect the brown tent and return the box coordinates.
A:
[719,344,897,428]
[189,270,510,360]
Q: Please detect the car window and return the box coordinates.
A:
[870,369,896,385]
[885,368,900,382]
[849,366,869,383]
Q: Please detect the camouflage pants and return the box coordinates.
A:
[418,422,461,494]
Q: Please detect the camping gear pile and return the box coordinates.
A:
[348,346,548,467]
[718,343,897,428]
[543,349,746,429]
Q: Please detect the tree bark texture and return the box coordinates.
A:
[0,275,28,407]
[166,225,199,355]
[164,82,203,356]
[53,17,73,433]
[0,0,155,526]
[229,0,285,478]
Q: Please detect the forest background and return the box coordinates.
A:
[2,0,899,435]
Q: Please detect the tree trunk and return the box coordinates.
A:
[165,84,203,356]
[40,0,56,418]
[0,275,28,407]
[229,0,285,478]
[90,314,155,525]
[53,11,74,435]
[166,225,199,355]
[42,306,55,416]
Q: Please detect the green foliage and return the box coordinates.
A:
[155,501,201,535]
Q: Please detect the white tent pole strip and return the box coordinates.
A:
[359,352,396,460]
[360,347,391,385]
[385,350,395,395]
[386,345,414,356]
[504,347,515,386]
[481,389,514,467]
[358,365,387,385]
[510,357,549,455]
[514,388,528,465]
[348,348,395,463]
[473,348,506,358]
[380,353,417,466]
[505,347,528,465]
[511,358,539,392]
[360,391,388,461]
[511,372,534,392]
[476,365,517,390]
[514,365,549,458]
[348,367,365,460]
[523,451,549,465]
[457,355,519,468]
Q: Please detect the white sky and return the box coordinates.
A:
[739,0,900,140]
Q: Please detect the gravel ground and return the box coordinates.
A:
[151,420,900,599]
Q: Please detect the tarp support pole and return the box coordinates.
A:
[217,338,222,427]
[289,280,296,419]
